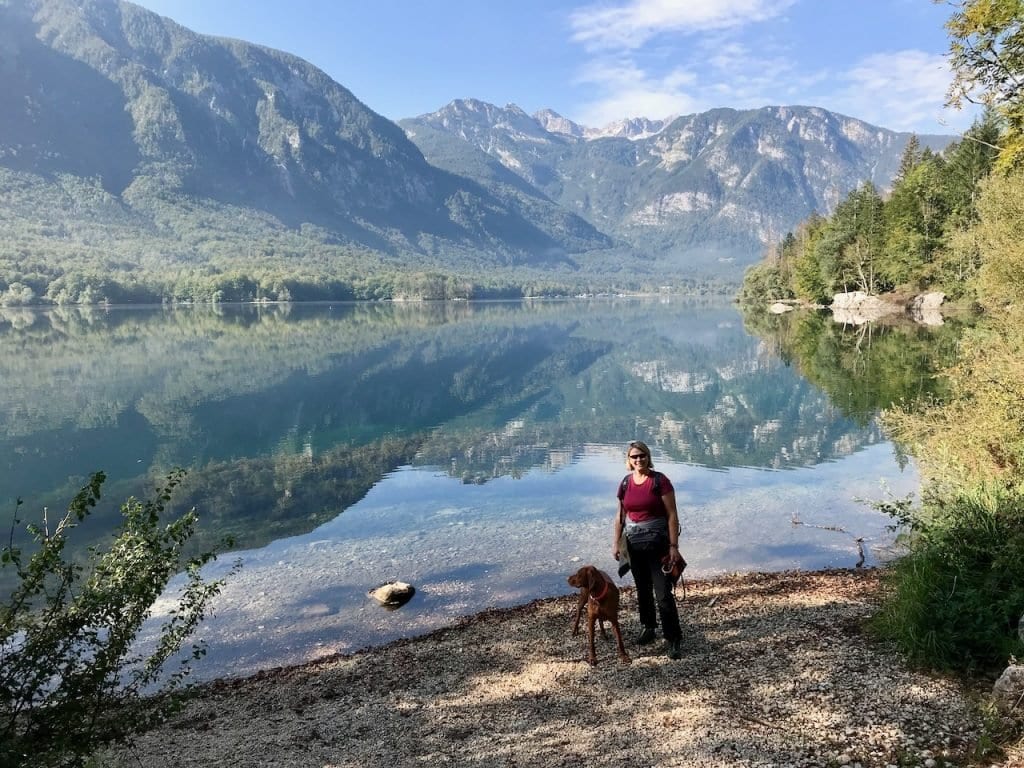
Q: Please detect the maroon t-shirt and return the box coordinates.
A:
[617,471,674,523]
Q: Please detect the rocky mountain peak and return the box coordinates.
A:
[533,109,584,138]
[420,99,560,145]
[584,115,676,141]
[533,109,675,142]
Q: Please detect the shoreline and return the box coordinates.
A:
[106,568,1018,768]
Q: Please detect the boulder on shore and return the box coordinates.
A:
[368,581,416,608]
[910,292,946,326]
[830,291,902,325]
[992,664,1024,714]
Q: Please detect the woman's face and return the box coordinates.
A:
[628,445,649,470]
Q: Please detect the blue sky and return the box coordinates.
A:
[132,0,982,135]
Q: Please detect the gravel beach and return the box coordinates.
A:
[105,569,1019,768]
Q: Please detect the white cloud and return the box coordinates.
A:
[826,50,978,133]
[570,38,800,126]
[574,57,701,126]
[564,1,979,133]
[567,0,797,126]
[569,0,795,50]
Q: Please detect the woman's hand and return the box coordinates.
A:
[613,504,625,561]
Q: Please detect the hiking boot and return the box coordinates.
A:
[666,639,682,660]
[638,627,657,645]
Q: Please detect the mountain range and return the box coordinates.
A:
[0,0,955,290]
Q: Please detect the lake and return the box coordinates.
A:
[0,298,933,681]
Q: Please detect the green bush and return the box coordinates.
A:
[0,470,236,768]
[737,262,792,305]
[873,485,1024,671]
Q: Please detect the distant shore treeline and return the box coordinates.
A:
[0,263,734,306]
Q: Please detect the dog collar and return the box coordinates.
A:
[589,575,610,603]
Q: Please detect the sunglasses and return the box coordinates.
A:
[629,454,648,460]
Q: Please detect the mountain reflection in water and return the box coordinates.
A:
[0,299,945,680]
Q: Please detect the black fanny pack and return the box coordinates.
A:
[625,518,669,550]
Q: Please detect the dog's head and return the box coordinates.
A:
[568,565,600,591]
[565,569,598,593]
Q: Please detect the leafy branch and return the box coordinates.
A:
[0,470,238,768]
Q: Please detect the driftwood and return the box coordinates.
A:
[790,515,866,567]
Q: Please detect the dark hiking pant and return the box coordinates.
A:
[628,542,681,642]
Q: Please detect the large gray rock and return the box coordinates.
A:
[992,665,1024,713]
[368,581,416,608]
[830,291,901,325]
[910,292,946,326]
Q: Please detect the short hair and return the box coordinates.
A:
[625,440,655,470]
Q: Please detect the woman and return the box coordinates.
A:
[612,440,683,659]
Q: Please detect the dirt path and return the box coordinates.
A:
[106,569,1011,768]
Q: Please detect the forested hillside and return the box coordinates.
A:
[1,0,950,305]
[741,0,1024,681]
[738,114,1002,304]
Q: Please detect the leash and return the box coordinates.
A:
[661,556,688,602]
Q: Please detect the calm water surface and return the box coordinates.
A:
[0,299,920,680]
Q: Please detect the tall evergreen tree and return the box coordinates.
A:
[943,111,1003,229]
[791,213,829,303]
[882,154,951,288]
[895,134,923,183]
[814,183,887,295]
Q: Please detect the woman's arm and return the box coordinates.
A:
[663,490,681,562]
[612,501,625,561]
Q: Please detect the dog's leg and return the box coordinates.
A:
[571,591,586,636]
[610,617,631,664]
[586,609,598,666]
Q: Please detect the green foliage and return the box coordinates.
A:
[0,471,236,768]
[0,282,35,307]
[736,262,792,305]
[930,113,1004,295]
[816,182,889,294]
[943,111,1003,231]
[872,485,1024,671]
[944,0,1024,171]
[882,153,950,288]
[0,164,730,302]
[790,214,829,303]
[739,108,1004,305]
[884,173,1024,492]
[973,168,1024,309]
[873,51,1024,674]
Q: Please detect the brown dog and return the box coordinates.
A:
[567,565,631,666]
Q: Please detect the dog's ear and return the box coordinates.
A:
[585,566,601,592]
